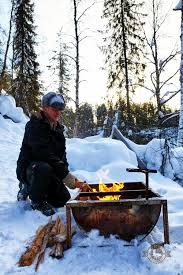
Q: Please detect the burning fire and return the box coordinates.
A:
[92,182,124,200]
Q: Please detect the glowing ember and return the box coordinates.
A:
[92,182,124,200]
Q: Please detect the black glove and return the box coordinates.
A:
[52,160,69,180]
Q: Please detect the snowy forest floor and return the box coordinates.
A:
[0,96,183,274]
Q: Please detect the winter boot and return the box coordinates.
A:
[17,182,29,201]
[31,201,56,216]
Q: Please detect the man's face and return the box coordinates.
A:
[43,106,62,122]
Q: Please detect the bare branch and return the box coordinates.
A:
[79,79,87,84]
[159,69,179,90]
[155,1,174,33]
[63,53,76,63]
[145,55,155,65]
[159,51,180,73]
[78,27,90,38]
[150,71,156,89]
[160,89,180,105]
[77,2,95,22]
[79,35,88,43]
[69,41,76,48]
[135,84,154,94]
[79,68,87,73]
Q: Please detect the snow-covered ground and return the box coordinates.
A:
[0,94,183,275]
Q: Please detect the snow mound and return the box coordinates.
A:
[0,91,28,123]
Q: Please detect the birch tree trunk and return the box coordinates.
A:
[73,0,80,137]
[177,5,183,147]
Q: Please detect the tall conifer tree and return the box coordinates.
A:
[102,0,146,124]
[77,103,95,138]
[48,31,71,99]
[12,0,41,113]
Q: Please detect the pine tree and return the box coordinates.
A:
[102,0,146,125]
[48,30,71,100]
[61,106,75,137]
[12,0,41,113]
[132,102,156,130]
[96,103,107,128]
[77,103,95,138]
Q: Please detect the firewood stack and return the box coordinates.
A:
[18,216,75,271]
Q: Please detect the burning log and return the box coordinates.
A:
[92,182,124,200]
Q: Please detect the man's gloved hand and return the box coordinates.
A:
[53,160,69,180]
[75,179,93,192]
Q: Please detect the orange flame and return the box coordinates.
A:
[92,182,124,200]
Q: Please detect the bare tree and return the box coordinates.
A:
[140,0,180,115]
[174,0,183,146]
[72,0,95,137]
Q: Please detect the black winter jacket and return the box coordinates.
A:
[16,111,69,183]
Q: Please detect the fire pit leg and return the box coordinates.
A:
[162,201,170,244]
[66,205,72,249]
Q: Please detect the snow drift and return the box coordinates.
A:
[0,94,183,274]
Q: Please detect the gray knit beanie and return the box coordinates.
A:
[42,92,65,111]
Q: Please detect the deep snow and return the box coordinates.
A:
[0,94,183,275]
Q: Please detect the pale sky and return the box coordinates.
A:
[34,0,107,108]
[0,0,182,109]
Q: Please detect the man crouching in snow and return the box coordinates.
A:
[16,91,91,216]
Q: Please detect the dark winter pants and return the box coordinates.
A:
[26,161,71,207]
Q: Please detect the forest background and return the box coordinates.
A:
[0,0,182,144]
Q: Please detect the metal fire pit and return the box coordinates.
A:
[66,168,169,248]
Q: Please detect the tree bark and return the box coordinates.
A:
[177,7,183,146]
[152,0,161,114]
[73,0,80,137]
[120,0,131,126]
[0,0,14,80]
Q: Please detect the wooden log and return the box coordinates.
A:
[52,243,64,259]
[18,218,54,267]
[48,216,61,247]
[18,216,76,269]
[49,218,76,259]
[49,217,66,259]
[112,126,147,169]
[35,218,53,271]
